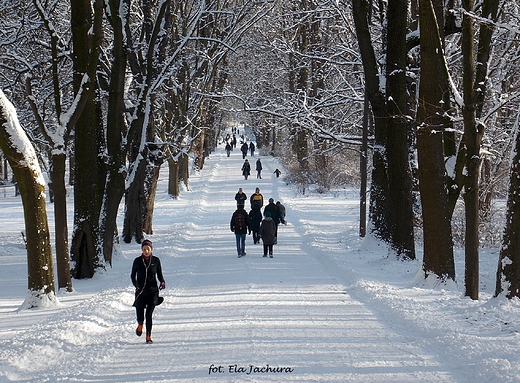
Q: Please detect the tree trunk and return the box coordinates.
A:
[416,0,455,281]
[70,0,105,279]
[496,131,520,298]
[385,0,416,259]
[122,157,146,244]
[461,0,480,300]
[352,0,391,243]
[167,156,181,198]
[0,90,56,307]
[50,153,72,291]
[100,0,130,264]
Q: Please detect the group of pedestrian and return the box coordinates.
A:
[230,187,287,258]
[241,158,263,180]
[128,135,284,344]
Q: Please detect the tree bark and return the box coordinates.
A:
[50,153,73,291]
[70,0,105,279]
[100,0,131,264]
[416,0,455,281]
[461,0,480,300]
[0,90,56,307]
[385,0,416,259]
[352,0,391,243]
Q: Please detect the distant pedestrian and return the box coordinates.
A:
[230,205,251,257]
[249,202,263,244]
[225,142,232,157]
[264,198,280,239]
[259,212,277,258]
[249,142,255,157]
[276,201,287,225]
[241,142,249,159]
[274,169,282,178]
[256,158,263,179]
[235,187,247,206]
[131,240,165,344]
[250,187,264,207]
[242,159,251,180]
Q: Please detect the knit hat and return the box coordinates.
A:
[141,239,153,249]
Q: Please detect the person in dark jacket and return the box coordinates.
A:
[259,211,277,257]
[230,205,251,257]
[131,240,165,344]
[256,158,263,179]
[240,142,249,159]
[249,142,255,157]
[242,159,251,180]
[235,187,247,206]
[225,142,232,157]
[249,202,263,244]
[276,201,287,225]
[263,198,280,239]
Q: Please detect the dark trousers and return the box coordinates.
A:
[263,244,273,256]
[136,304,155,334]
[252,231,260,244]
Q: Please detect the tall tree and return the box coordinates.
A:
[459,0,499,299]
[352,0,415,257]
[0,89,56,308]
[69,0,106,278]
[385,0,415,259]
[99,0,131,263]
[416,0,455,281]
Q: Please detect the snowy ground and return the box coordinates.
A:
[0,135,519,383]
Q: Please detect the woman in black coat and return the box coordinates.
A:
[259,212,277,258]
[241,159,251,180]
[131,240,165,343]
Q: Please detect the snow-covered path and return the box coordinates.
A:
[0,139,489,382]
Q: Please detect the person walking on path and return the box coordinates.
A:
[250,187,264,207]
[259,211,277,257]
[230,205,251,257]
[225,142,232,157]
[131,240,165,344]
[249,202,263,244]
[256,158,263,179]
[240,142,249,159]
[276,201,287,225]
[249,142,255,157]
[263,197,280,233]
[274,168,282,178]
[241,159,251,180]
[235,188,247,206]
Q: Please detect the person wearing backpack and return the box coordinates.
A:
[230,204,251,257]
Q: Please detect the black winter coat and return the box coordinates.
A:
[259,217,277,245]
[230,208,251,234]
[131,255,164,308]
[249,207,263,232]
[263,202,279,223]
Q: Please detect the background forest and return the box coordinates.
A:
[1,0,520,306]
